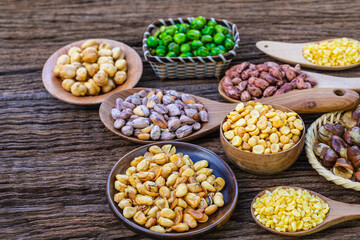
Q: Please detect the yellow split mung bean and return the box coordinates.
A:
[222,102,303,154]
[252,187,329,232]
[303,37,360,66]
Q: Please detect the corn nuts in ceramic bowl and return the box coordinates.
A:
[53,39,128,96]
[106,142,238,239]
[220,102,305,175]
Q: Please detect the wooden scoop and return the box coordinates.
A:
[256,39,360,71]
[218,76,359,113]
[251,186,360,236]
[100,88,358,144]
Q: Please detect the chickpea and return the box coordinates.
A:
[70,82,87,96]
[82,47,99,63]
[102,79,116,93]
[100,63,117,77]
[93,70,109,87]
[68,46,81,56]
[84,79,100,96]
[98,48,113,57]
[60,64,76,79]
[70,52,81,63]
[62,79,75,92]
[112,47,122,59]
[75,67,87,81]
[98,56,114,65]
[113,71,127,85]
[53,65,61,77]
[81,39,99,49]
[56,54,70,66]
[99,42,112,50]
[115,59,127,70]
[82,63,99,77]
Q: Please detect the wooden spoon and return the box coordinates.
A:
[256,39,360,71]
[218,77,359,113]
[251,186,360,236]
[42,39,143,105]
[99,87,358,144]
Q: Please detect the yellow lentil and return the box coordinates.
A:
[303,37,360,66]
[252,187,329,232]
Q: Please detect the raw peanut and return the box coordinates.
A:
[160,131,176,140]
[247,84,262,97]
[222,76,240,99]
[175,125,193,138]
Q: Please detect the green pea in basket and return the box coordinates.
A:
[142,17,240,80]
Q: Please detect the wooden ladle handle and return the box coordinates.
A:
[325,199,360,227]
[258,88,359,113]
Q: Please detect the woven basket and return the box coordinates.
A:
[142,17,240,80]
[305,105,360,191]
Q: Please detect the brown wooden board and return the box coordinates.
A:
[1,0,360,239]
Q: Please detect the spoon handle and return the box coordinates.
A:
[326,198,360,225]
[257,88,359,113]
[306,71,360,91]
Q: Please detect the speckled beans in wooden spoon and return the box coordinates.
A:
[251,186,360,236]
[218,77,359,113]
[256,39,360,71]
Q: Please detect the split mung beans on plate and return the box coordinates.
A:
[111,89,209,140]
[113,144,226,233]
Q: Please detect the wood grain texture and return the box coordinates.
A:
[1,0,360,239]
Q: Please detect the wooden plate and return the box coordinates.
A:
[42,39,143,105]
[106,142,238,239]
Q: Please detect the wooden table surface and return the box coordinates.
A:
[1,0,360,239]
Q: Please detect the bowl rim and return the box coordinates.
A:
[106,141,238,238]
[220,103,306,156]
[42,38,143,105]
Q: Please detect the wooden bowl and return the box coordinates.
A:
[106,142,238,239]
[42,39,143,105]
[220,105,305,175]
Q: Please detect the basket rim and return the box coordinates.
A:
[142,17,240,63]
[305,105,360,191]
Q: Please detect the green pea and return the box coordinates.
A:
[166,51,177,57]
[179,23,190,33]
[205,43,216,49]
[202,26,214,36]
[207,20,217,27]
[154,30,161,38]
[196,16,207,24]
[174,33,187,44]
[168,42,180,55]
[214,32,225,44]
[180,52,193,57]
[224,38,235,50]
[187,29,201,40]
[217,45,226,52]
[165,26,177,36]
[191,40,203,50]
[156,46,167,56]
[157,53,165,57]
[150,49,156,55]
[196,46,210,57]
[215,25,228,34]
[180,43,191,53]
[159,25,166,33]
[159,32,167,40]
[176,23,181,28]
[190,19,205,30]
[225,33,233,39]
[147,36,159,48]
[201,35,213,43]
[210,47,222,56]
